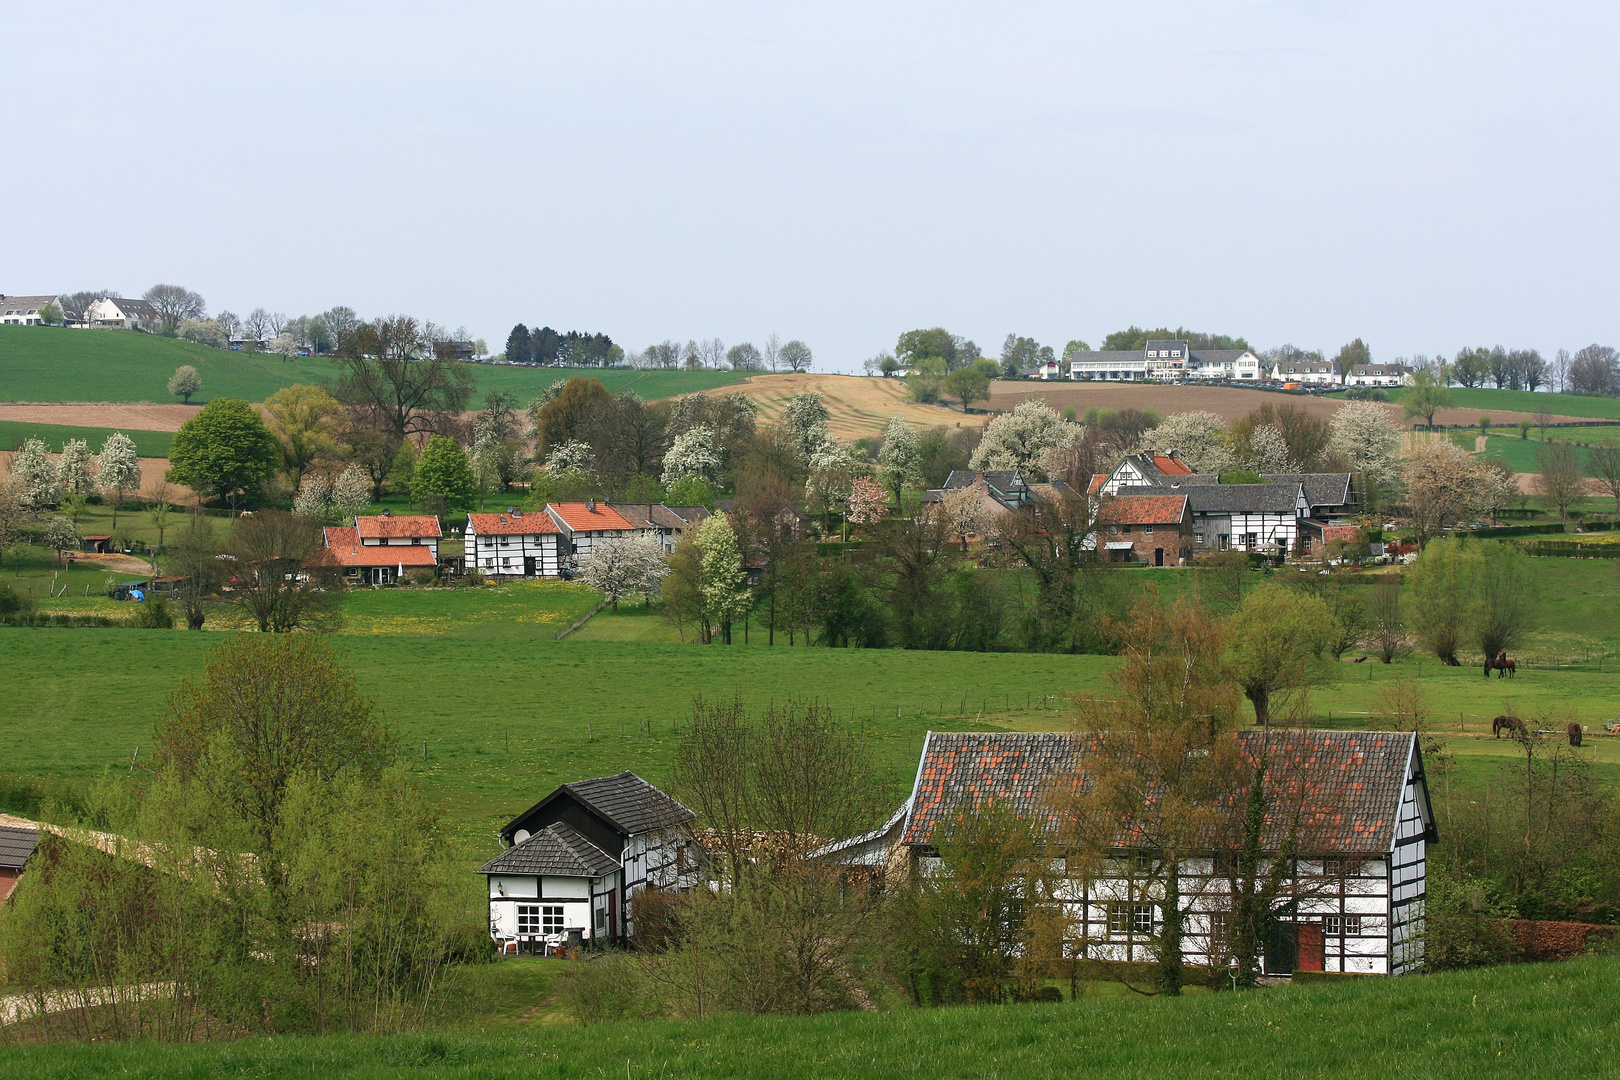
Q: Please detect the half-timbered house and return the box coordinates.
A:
[466,508,562,578]
[824,729,1432,977]
[480,772,699,952]
[546,501,636,567]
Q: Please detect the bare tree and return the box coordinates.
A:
[699,338,727,370]
[143,284,207,334]
[764,334,782,373]
[1586,445,1620,513]
[333,316,474,438]
[1533,440,1587,520]
[225,510,342,633]
[1367,575,1407,663]
[244,308,271,341]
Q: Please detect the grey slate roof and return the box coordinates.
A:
[902,730,1423,855]
[1068,350,1148,365]
[0,825,39,870]
[1189,349,1253,365]
[479,822,620,877]
[1148,481,1304,514]
[1261,473,1352,509]
[567,771,695,835]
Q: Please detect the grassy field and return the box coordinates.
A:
[6,557,1620,837]
[2,952,1616,1078]
[0,420,173,458]
[0,326,747,404]
[1329,384,1620,421]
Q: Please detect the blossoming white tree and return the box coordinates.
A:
[96,431,142,526]
[56,438,95,497]
[1327,400,1404,498]
[331,464,373,524]
[661,425,723,486]
[1138,411,1239,474]
[12,438,60,510]
[847,476,889,525]
[968,398,1082,476]
[577,535,670,611]
[877,416,924,505]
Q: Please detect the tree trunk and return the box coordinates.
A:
[1247,686,1270,727]
[1157,859,1183,996]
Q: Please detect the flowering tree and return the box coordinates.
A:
[331,464,373,524]
[270,331,301,360]
[1327,401,1403,498]
[1139,412,1238,474]
[56,438,96,496]
[577,535,669,611]
[42,514,80,559]
[167,364,202,404]
[968,398,1082,476]
[12,438,60,510]
[96,432,142,526]
[1244,425,1296,472]
[661,425,723,486]
[847,476,888,526]
[293,473,336,523]
[877,416,923,505]
[943,486,993,552]
[544,439,595,474]
[1404,440,1494,545]
[780,392,833,463]
[698,512,752,643]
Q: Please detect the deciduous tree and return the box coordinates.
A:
[1533,440,1587,520]
[333,316,474,438]
[410,435,476,514]
[166,398,281,509]
[577,535,668,611]
[698,512,751,643]
[225,510,342,633]
[55,438,94,496]
[1401,370,1451,430]
[264,384,343,485]
[968,398,1080,477]
[11,437,60,509]
[779,339,813,373]
[167,364,202,404]
[1225,584,1332,725]
[877,416,924,506]
[1587,444,1620,513]
[142,283,206,334]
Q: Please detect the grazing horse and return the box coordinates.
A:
[1484,652,1517,679]
[1493,715,1527,738]
[1568,723,1584,747]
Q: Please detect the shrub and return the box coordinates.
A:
[129,595,175,629]
[0,581,34,617]
[561,952,657,1025]
[405,568,438,586]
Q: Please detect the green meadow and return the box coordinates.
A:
[1,952,1616,1079]
[0,421,173,458]
[6,558,1620,837]
[0,325,748,404]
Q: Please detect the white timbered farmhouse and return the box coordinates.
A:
[480,772,700,953]
[827,729,1433,977]
[466,508,562,578]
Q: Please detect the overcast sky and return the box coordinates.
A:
[4,2,1616,371]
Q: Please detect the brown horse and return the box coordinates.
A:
[1569,723,1584,747]
[1493,715,1527,738]
[1484,652,1517,679]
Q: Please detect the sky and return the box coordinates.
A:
[4,2,1617,372]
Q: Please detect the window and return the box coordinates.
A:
[1108,902,1155,936]
[1324,915,1362,937]
[1207,910,1230,948]
[1144,525,1154,536]
[542,905,565,934]
[517,905,540,934]
[1195,532,1205,545]
[1321,857,1345,878]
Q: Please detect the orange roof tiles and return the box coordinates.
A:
[1152,454,1193,476]
[1087,473,1108,494]
[468,511,559,536]
[355,514,441,539]
[315,527,437,568]
[547,502,634,532]
[1100,494,1187,525]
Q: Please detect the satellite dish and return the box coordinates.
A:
[514,829,531,844]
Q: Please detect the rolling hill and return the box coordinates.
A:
[0,326,747,405]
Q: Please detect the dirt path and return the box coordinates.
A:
[0,403,200,430]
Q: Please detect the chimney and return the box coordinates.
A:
[587,498,596,511]
[508,506,517,514]
[381,508,391,517]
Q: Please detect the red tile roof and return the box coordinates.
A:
[547,502,634,532]
[315,527,438,568]
[355,514,441,539]
[1152,454,1193,476]
[903,730,1423,855]
[1099,494,1187,525]
[1087,473,1107,495]
[467,511,559,536]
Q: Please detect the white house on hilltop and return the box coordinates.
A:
[1345,364,1414,388]
[0,295,59,325]
[1270,360,1340,385]
[1068,339,1264,382]
[81,296,160,332]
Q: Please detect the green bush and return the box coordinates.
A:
[560,952,659,1025]
[129,594,175,629]
[0,580,34,616]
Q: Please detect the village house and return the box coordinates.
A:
[480,772,699,952]
[824,729,1432,977]
[1097,493,1192,566]
[355,510,441,558]
[1296,519,1367,559]
[546,500,637,566]
[608,502,709,553]
[314,526,438,585]
[1345,363,1414,388]
[1067,339,1265,382]
[466,507,561,578]
[0,294,60,325]
[1270,360,1340,386]
[79,296,160,332]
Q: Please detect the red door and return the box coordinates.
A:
[1296,923,1325,971]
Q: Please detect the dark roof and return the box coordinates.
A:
[1189,349,1256,364]
[663,506,712,525]
[479,822,619,877]
[567,771,695,834]
[1261,473,1352,509]
[608,503,692,530]
[944,470,1029,494]
[1068,350,1147,365]
[902,730,1423,855]
[0,825,39,870]
[1150,481,1304,515]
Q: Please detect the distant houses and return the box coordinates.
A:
[0,295,60,325]
[1066,339,1266,383]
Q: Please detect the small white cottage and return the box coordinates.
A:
[480,772,699,953]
